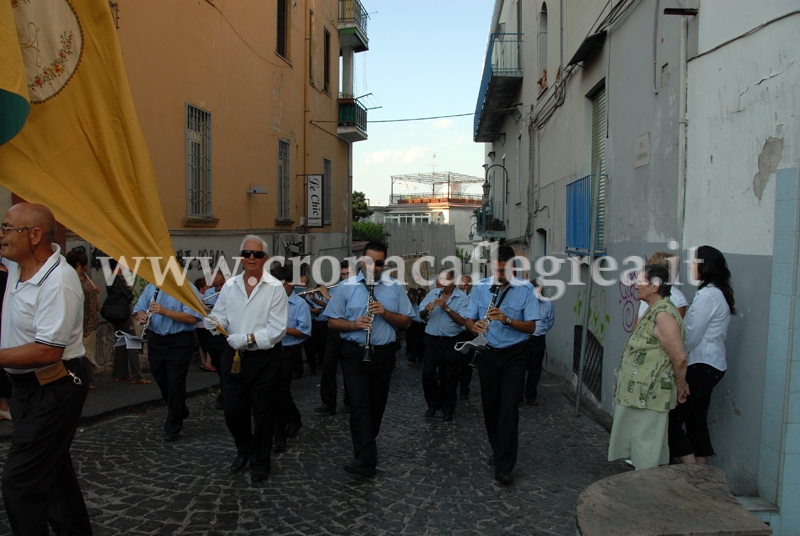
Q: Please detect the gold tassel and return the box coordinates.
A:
[230,350,242,373]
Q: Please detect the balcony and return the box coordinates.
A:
[474,33,523,143]
[338,97,368,143]
[476,202,506,239]
[338,0,368,53]
[390,193,483,205]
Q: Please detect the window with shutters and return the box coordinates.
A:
[278,139,291,221]
[590,87,606,250]
[277,0,288,59]
[323,29,331,94]
[323,158,332,224]
[185,104,212,218]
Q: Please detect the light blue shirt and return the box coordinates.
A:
[317,283,340,322]
[464,278,541,349]
[283,292,312,347]
[322,272,415,346]
[419,287,468,337]
[133,284,202,336]
[203,286,220,307]
[533,298,555,337]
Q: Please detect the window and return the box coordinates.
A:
[538,3,548,84]
[277,0,288,59]
[185,104,212,218]
[278,139,291,221]
[323,29,331,94]
[308,11,314,82]
[323,158,332,224]
[516,134,522,203]
[591,87,606,249]
[384,213,431,225]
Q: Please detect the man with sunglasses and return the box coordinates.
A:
[204,236,287,483]
[134,278,203,442]
[323,242,415,478]
[0,203,93,535]
[464,246,540,485]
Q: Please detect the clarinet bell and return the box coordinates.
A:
[362,347,373,363]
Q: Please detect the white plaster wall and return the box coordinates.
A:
[695,0,798,56]
[684,12,800,255]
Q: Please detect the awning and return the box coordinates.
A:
[567,30,607,67]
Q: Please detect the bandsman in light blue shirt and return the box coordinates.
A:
[463,246,540,485]
[133,283,203,441]
[418,269,469,422]
[525,279,555,406]
[271,267,311,452]
[202,272,228,408]
[323,242,414,478]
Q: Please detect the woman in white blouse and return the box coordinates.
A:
[668,246,736,464]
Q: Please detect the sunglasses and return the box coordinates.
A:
[241,250,266,259]
[367,260,385,267]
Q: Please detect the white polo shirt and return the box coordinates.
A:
[2,244,85,374]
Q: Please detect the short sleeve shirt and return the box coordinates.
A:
[419,288,468,337]
[283,292,312,347]
[2,245,86,373]
[133,284,202,335]
[464,278,541,349]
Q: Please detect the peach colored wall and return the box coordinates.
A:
[115,0,351,233]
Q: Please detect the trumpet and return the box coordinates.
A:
[362,283,376,362]
[468,284,500,368]
[296,284,338,297]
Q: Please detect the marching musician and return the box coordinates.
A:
[419,269,468,422]
[134,281,203,442]
[315,260,354,415]
[204,235,287,483]
[203,272,228,409]
[299,274,326,377]
[464,246,540,485]
[457,275,475,400]
[524,279,555,406]
[271,267,310,453]
[323,242,415,477]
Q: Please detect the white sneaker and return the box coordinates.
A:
[0,409,11,421]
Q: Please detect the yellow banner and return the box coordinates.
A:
[0,0,205,316]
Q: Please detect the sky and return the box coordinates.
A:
[349,0,495,206]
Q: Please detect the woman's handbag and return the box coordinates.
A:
[100,286,131,323]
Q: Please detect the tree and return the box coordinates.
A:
[352,190,374,222]
[352,221,390,245]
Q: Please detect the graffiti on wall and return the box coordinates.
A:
[573,288,611,343]
[619,270,639,334]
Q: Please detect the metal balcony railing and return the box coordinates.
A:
[474,33,524,140]
[339,0,368,35]
[390,193,483,205]
[477,202,506,233]
[338,98,367,132]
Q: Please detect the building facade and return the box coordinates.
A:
[474,0,799,530]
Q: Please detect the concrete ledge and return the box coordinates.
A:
[577,464,772,536]
[737,496,780,513]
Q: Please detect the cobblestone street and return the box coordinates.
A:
[0,353,627,535]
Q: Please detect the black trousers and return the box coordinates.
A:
[319,330,349,409]
[524,335,547,402]
[406,321,426,361]
[340,340,396,468]
[2,358,92,536]
[303,320,328,372]
[221,345,282,474]
[422,334,461,414]
[455,331,475,396]
[668,363,726,458]
[208,333,228,403]
[148,331,194,437]
[476,342,528,474]
[275,345,302,439]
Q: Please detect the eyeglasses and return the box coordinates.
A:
[241,250,266,259]
[0,224,29,235]
[369,260,385,267]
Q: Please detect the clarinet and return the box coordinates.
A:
[362,283,376,362]
[141,290,159,342]
[468,285,500,368]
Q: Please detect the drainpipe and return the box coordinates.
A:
[677,15,688,250]
[303,4,310,239]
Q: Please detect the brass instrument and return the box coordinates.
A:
[296,283,338,297]
[362,283,376,362]
[468,284,500,368]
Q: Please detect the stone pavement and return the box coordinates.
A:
[0,351,628,535]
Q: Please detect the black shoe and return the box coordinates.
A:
[286,422,303,438]
[315,405,336,416]
[459,393,469,401]
[215,397,224,410]
[442,413,453,422]
[527,398,538,406]
[495,472,513,485]
[163,433,180,442]
[341,404,351,414]
[343,459,376,478]
[487,455,495,466]
[230,456,248,473]
[251,471,269,483]
[272,436,287,452]
[424,408,438,418]
[310,368,317,375]
[293,372,303,380]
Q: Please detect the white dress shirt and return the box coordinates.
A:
[683,284,731,371]
[638,286,688,318]
[210,271,288,350]
[2,244,85,373]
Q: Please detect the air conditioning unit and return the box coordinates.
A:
[274,233,306,258]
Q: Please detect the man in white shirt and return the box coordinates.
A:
[204,235,288,484]
[0,203,92,535]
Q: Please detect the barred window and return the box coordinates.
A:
[185,104,212,218]
[323,158,332,224]
[278,139,291,221]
